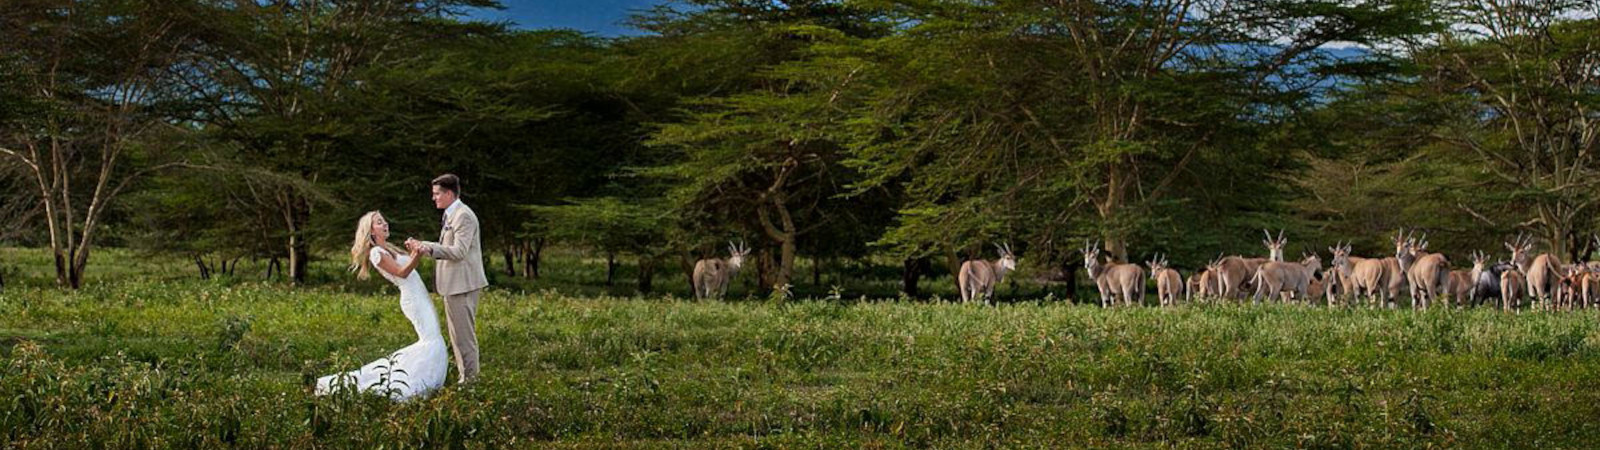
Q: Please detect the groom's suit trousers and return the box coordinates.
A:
[444,289,480,383]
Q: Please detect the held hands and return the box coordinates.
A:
[404,238,428,256]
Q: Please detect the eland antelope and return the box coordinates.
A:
[958,243,1018,304]
[692,241,750,299]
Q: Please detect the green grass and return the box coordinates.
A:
[4,248,1600,447]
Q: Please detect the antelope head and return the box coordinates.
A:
[1470,250,1489,277]
[1328,241,1352,271]
[727,240,751,269]
[1081,240,1103,277]
[1504,233,1533,267]
[1300,252,1322,274]
[1146,253,1169,279]
[994,242,1018,272]
[1395,229,1418,271]
[1263,229,1288,262]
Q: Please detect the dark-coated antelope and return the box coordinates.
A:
[693,241,750,299]
[958,243,1018,305]
[1147,254,1183,307]
[1083,241,1146,307]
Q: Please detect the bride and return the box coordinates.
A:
[316,211,449,401]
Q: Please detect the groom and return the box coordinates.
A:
[406,174,488,384]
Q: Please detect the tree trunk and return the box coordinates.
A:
[605,252,617,286]
[289,240,309,285]
[504,246,516,277]
[638,257,655,294]
[52,250,68,288]
[195,254,211,280]
[902,256,929,298]
[1062,258,1082,304]
[777,238,796,289]
[68,247,87,289]
[680,252,696,296]
[524,238,544,279]
[812,257,822,287]
[754,248,774,291]
[1099,160,1130,263]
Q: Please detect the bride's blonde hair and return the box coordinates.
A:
[351,211,407,280]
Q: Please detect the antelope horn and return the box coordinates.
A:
[1278,229,1286,243]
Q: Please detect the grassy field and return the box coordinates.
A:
[5,248,1600,447]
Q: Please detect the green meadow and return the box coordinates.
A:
[4,248,1600,448]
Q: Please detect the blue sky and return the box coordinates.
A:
[468,0,660,36]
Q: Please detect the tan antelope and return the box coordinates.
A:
[1447,268,1473,307]
[958,243,1018,304]
[1147,254,1183,307]
[1198,255,1227,300]
[693,241,750,299]
[1214,230,1288,300]
[1457,251,1489,306]
[1578,268,1599,309]
[1555,266,1585,310]
[1402,234,1451,309]
[1321,265,1350,306]
[1506,234,1562,310]
[1186,271,1205,302]
[1329,241,1392,308]
[1083,241,1146,307]
[1501,268,1526,311]
[1252,253,1321,304]
[1377,230,1412,307]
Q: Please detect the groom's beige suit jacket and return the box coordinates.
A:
[425,202,489,295]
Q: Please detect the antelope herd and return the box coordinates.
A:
[1067,231,1600,310]
[691,232,1598,309]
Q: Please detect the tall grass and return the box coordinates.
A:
[4,248,1600,447]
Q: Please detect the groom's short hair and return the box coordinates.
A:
[432,174,461,195]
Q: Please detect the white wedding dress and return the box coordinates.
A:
[315,247,449,401]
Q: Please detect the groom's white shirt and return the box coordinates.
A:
[428,199,464,256]
[443,198,463,224]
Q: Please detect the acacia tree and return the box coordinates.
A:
[167,0,499,284]
[1405,0,1600,261]
[837,0,1437,276]
[636,1,891,290]
[0,0,200,288]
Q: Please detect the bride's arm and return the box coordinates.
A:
[374,248,424,279]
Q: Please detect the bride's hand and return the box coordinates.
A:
[408,245,422,258]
